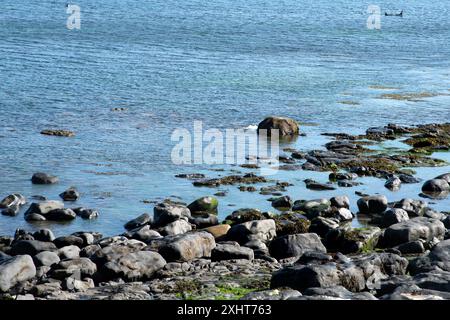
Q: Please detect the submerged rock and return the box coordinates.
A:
[357,195,388,214]
[59,188,80,201]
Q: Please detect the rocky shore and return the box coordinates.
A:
[0,120,449,300]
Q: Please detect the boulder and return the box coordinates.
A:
[227,219,276,244]
[101,251,166,281]
[269,233,326,260]
[435,173,450,184]
[24,201,64,216]
[158,232,216,262]
[330,196,350,209]
[31,172,59,184]
[59,188,80,201]
[271,196,293,210]
[202,224,230,240]
[309,217,339,237]
[357,195,388,214]
[188,214,219,228]
[153,202,191,227]
[73,208,99,220]
[257,116,299,137]
[211,243,254,261]
[393,199,427,217]
[381,208,409,227]
[293,199,331,219]
[325,227,381,254]
[422,179,450,193]
[46,208,77,221]
[273,213,310,236]
[187,196,218,215]
[124,225,162,242]
[0,194,26,209]
[54,235,84,248]
[25,213,46,221]
[10,240,57,256]
[381,217,446,248]
[159,219,192,236]
[124,213,152,230]
[0,255,36,292]
[58,245,81,260]
[385,176,402,191]
[32,229,55,242]
[51,258,97,278]
[33,251,60,267]
[224,208,267,225]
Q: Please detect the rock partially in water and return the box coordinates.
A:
[271,195,293,210]
[31,172,59,185]
[73,207,99,220]
[330,195,350,209]
[385,175,402,191]
[257,116,299,137]
[40,129,75,137]
[153,201,191,227]
[46,208,77,221]
[381,208,410,228]
[304,179,336,191]
[357,195,388,214]
[124,213,152,230]
[24,201,64,217]
[59,188,80,201]
[393,198,428,217]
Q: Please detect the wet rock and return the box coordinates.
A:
[293,199,331,219]
[271,196,293,210]
[193,173,267,187]
[0,255,36,292]
[175,173,205,179]
[385,175,402,191]
[381,208,409,227]
[158,232,216,262]
[10,240,57,256]
[59,188,80,201]
[32,229,55,242]
[153,202,191,227]
[40,129,75,137]
[211,243,254,261]
[25,213,46,221]
[187,196,218,215]
[357,195,388,214]
[329,172,358,181]
[398,173,421,184]
[309,217,339,237]
[54,235,84,248]
[101,251,166,281]
[327,207,353,221]
[124,213,152,231]
[0,194,26,210]
[380,217,446,248]
[33,251,60,267]
[124,225,162,242]
[269,233,326,260]
[73,208,99,220]
[202,224,230,240]
[257,116,299,137]
[159,219,192,236]
[330,196,350,209]
[31,172,59,185]
[58,245,81,260]
[393,198,428,217]
[1,206,20,217]
[188,213,218,228]
[24,201,64,216]
[325,227,381,254]
[435,173,450,183]
[422,179,450,193]
[304,179,336,191]
[46,208,76,221]
[227,219,276,244]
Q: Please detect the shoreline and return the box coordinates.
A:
[1,120,449,300]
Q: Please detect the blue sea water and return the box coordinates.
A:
[0,0,449,236]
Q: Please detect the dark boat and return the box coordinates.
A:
[385,10,403,17]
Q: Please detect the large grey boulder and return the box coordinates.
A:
[10,240,57,256]
[269,233,326,260]
[24,201,64,216]
[0,255,36,292]
[158,231,216,262]
[227,219,276,244]
[381,217,445,247]
[159,219,192,236]
[153,202,191,227]
[381,208,409,227]
[257,116,299,137]
[124,213,152,230]
[102,251,166,281]
[211,243,254,261]
[33,251,60,267]
[31,172,59,184]
[422,179,450,193]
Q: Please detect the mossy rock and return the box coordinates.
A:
[187,196,218,215]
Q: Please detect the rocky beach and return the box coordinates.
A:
[1,118,449,301]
